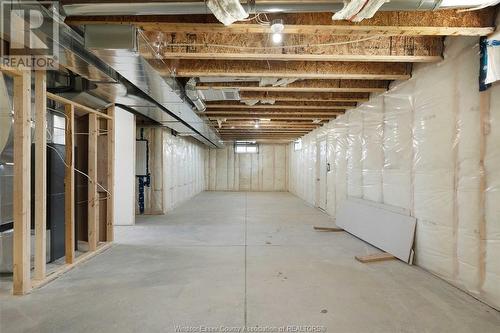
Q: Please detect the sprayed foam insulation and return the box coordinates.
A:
[206,144,289,191]
[288,37,500,310]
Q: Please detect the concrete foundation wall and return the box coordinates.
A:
[206,143,289,191]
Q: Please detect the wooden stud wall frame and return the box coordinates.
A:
[0,65,115,295]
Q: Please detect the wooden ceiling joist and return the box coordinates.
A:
[152,60,411,80]
[207,101,358,108]
[239,91,370,102]
[154,52,441,63]
[215,126,321,130]
[214,127,322,130]
[219,129,309,132]
[218,127,319,131]
[221,132,307,138]
[222,139,296,143]
[207,115,337,120]
[212,119,323,124]
[221,135,302,139]
[205,109,343,115]
[215,123,321,128]
[197,79,389,93]
[67,9,496,36]
[207,105,349,110]
[223,131,302,134]
[213,120,320,125]
[212,120,318,122]
[220,129,309,131]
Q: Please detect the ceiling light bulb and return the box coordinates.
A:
[270,19,284,34]
[272,33,282,44]
[255,122,259,129]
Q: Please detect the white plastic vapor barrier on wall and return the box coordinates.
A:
[136,128,206,214]
[207,143,289,191]
[485,83,500,306]
[289,132,317,203]
[347,110,363,199]
[163,131,205,212]
[361,96,384,203]
[333,115,349,215]
[383,83,413,211]
[288,37,500,310]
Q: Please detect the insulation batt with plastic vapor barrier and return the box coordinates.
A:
[288,37,500,310]
[163,130,205,212]
[137,128,206,215]
[206,144,289,191]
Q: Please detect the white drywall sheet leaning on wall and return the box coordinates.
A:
[114,107,136,226]
[288,37,500,310]
[336,198,416,262]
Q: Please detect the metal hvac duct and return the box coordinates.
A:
[82,24,222,147]
[61,0,494,17]
[0,2,222,148]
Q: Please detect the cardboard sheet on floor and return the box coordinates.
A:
[336,198,416,263]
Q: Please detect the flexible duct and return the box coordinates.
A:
[185,78,207,112]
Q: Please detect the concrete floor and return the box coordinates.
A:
[1,191,500,333]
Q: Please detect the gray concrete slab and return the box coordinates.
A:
[1,192,499,333]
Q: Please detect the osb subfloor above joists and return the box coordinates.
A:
[139,32,444,62]
[66,8,496,36]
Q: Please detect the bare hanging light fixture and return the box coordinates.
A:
[270,19,284,44]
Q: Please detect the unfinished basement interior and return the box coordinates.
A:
[1,0,500,332]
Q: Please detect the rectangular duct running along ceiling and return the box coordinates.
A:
[198,89,240,101]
